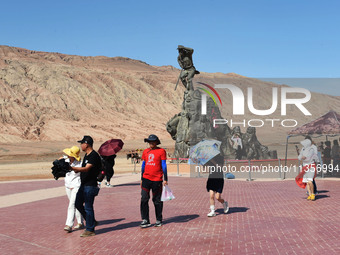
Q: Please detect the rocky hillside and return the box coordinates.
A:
[0,45,339,143]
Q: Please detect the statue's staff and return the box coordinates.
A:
[174,69,183,91]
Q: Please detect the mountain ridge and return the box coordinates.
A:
[0,45,339,143]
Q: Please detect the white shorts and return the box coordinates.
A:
[302,168,315,183]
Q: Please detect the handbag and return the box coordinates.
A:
[161,185,175,201]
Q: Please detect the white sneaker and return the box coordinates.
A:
[207,210,216,217]
[223,201,229,214]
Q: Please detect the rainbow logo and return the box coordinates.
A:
[197,82,222,106]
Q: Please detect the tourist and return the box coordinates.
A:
[71,136,101,237]
[323,141,332,174]
[103,155,116,187]
[205,154,229,216]
[332,139,340,171]
[231,134,243,160]
[140,134,168,228]
[62,146,83,232]
[305,136,318,194]
[297,138,318,201]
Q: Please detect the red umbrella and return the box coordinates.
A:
[98,139,124,156]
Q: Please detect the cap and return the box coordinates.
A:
[144,134,161,145]
[77,136,94,146]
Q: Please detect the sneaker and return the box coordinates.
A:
[154,220,163,227]
[223,201,229,214]
[74,223,84,230]
[310,194,316,201]
[140,219,151,228]
[307,195,311,200]
[207,211,216,217]
[64,226,72,233]
[80,230,95,237]
[105,182,111,187]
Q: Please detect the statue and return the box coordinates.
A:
[176,45,199,91]
[241,127,272,160]
[167,46,277,161]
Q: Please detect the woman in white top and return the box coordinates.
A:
[231,134,243,160]
[298,139,318,201]
[62,146,83,232]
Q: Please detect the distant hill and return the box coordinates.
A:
[0,45,339,143]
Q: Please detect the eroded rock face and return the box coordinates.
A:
[0,46,184,142]
[166,89,277,160]
[1,46,338,145]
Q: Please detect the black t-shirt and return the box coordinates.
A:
[207,154,224,180]
[80,150,101,186]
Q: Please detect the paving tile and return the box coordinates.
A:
[0,180,63,196]
[0,177,339,254]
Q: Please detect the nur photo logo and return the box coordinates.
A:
[199,83,312,128]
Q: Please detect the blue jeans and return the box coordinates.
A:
[75,185,99,232]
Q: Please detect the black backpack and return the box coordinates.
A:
[97,155,116,182]
[97,157,106,182]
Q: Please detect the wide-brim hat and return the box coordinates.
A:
[144,134,161,145]
[63,146,81,161]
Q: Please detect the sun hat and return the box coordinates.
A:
[144,134,161,145]
[63,146,81,161]
[77,135,94,146]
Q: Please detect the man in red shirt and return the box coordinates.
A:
[140,134,168,228]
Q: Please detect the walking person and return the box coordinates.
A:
[296,138,318,201]
[140,134,168,228]
[103,155,116,187]
[323,141,332,175]
[305,136,318,194]
[205,153,229,217]
[331,139,340,171]
[317,142,324,165]
[72,136,101,237]
[62,146,84,232]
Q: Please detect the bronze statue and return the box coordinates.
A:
[176,45,199,91]
[167,46,276,161]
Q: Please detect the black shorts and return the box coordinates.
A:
[206,178,224,193]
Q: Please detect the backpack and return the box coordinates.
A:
[97,157,106,182]
[97,155,116,182]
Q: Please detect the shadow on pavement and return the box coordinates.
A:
[96,221,141,234]
[97,214,200,234]
[216,207,249,214]
[98,218,125,226]
[164,214,199,224]
[113,182,140,187]
[316,195,330,200]
[317,190,329,194]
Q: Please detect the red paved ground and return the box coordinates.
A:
[1,177,339,254]
[0,180,62,196]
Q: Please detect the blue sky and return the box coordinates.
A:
[1,0,339,94]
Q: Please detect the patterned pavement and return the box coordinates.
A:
[0,176,339,255]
